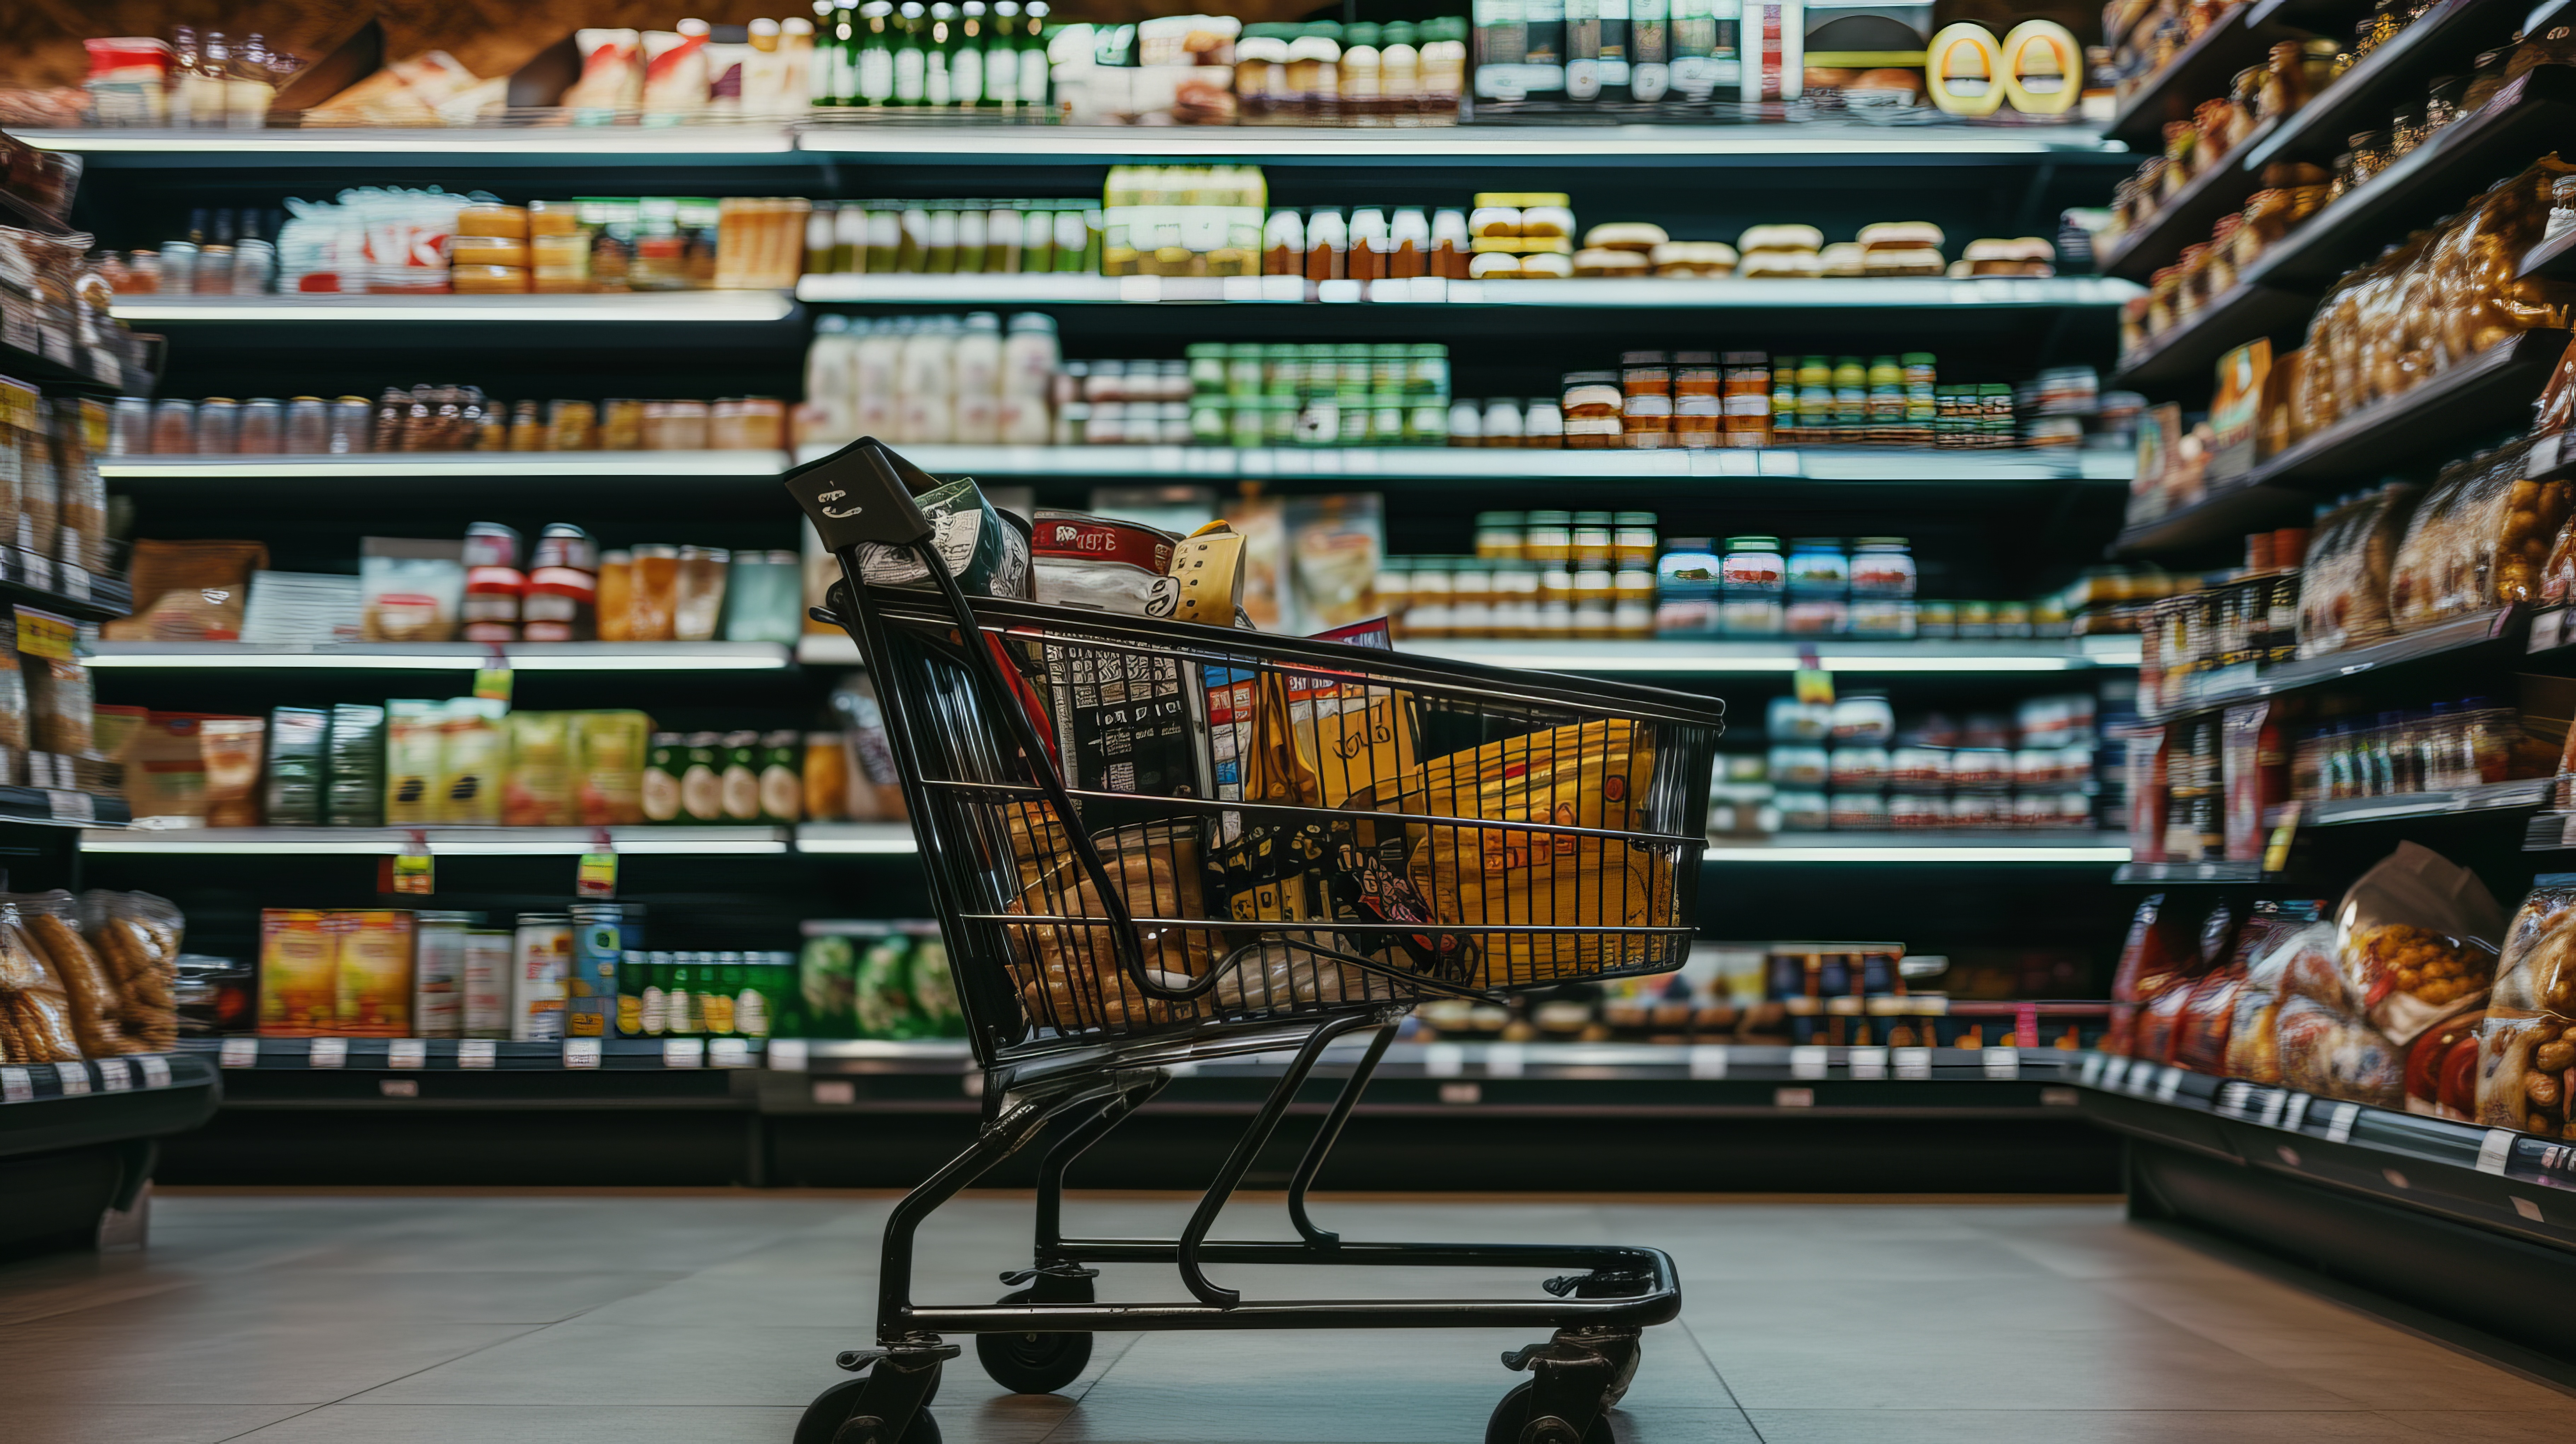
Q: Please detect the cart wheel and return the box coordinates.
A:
[794,1377,942,1444]
[975,1288,1094,1394]
[1485,1381,1613,1444]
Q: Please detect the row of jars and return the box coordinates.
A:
[1763,743,2099,792]
[108,392,783,456]
[1770,790,2100,831]
[1653,535,1918,638]
[1383,558,1656,640]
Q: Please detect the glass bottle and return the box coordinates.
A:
[987,1,1023,106]
[228,34,277,128]
[925,3,956,105]
[891,2,928,104]
[955,2,989,104]
[1019,1,1050,109]
[857,1,897,104]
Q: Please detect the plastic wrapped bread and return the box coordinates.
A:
[2296,484,2422,658]
[2387,440,2566,630]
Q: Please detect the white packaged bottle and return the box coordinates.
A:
[804,314,862,444]
[952,311,1003,443]
[462,929,514,1039]
[855,316,905,439]
[898,314,958,442]
[999,312,1059,444]
[511,914,572,1042]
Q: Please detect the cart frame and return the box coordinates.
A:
[787,441,1723,1444]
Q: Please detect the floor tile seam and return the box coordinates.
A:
[1673,1318,1766,1444]
[315,1323,556,1408]
[1030,1332,1150,1443]
[210,1403,333,1443]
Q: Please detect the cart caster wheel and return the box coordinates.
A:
[1485,1381,1612,1444]
[794,1377,942,1444]
[976,1288,1094,1394]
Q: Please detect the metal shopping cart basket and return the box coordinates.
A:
[786,441,1726,1444]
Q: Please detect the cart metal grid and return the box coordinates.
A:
[788,440,1726,1444]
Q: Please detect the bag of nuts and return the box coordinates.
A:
[2472,876,2576,1139]
[2334,843,2504,1045]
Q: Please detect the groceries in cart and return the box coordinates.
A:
[788,437,1709,1041]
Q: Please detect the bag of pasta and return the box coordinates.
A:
[2386,439,2566,630]
[2297,483,2422,658]
[79,888,182,1052]
[2335,842,2505,1045]
[1001,819,1218,1034]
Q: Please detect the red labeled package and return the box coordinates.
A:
[2173,900,2296,1075]
[2106,893,2183,1054]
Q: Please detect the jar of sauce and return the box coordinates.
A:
[1560,372,1622,449]
[1655,538,1721,637]
[1720,535,1785,636]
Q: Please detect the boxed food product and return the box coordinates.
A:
[331,909,414,1036]
[2386,439,2567,631]
[503,710,573,827]
[2296,484,2421,658]
[383,700,441,825]
[257,908,336,1036]
[199,716,265,827]
[575,710,651,825]
[436,697,507,825]
[359,537,466,642]
[328,702,386,826]
[263,707,328,825]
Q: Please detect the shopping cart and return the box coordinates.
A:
[787,440,1726,1444]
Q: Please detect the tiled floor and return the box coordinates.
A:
[1,1190,2565,1442]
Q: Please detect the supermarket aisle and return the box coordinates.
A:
[0,1191,2564,1443]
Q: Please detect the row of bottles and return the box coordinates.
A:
[811,0,1051,109]
[165,25,285,128]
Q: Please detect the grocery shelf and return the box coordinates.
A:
[792,823,921,854]
[2141,606,2521,723]
[2290,776,2555,828]
[2523,224,2576,282]
[0,554,130,623]
[2109,478,2315,558]
[2236,64,2576,291]
[789,441,2133,484]
[0,1051,219,1161]
[795,632,2141,672]
[2103,1,2299,149]
[99,450,793,480]
[2109,281,2317,395]
[14,125,802,158]
[2234,0,2506,174]
[80,825,791,855]
[2522,808,2576,851]
[2075,1050,2576,1263]
[0,787,130,829]
[2095,114,2281,283]
[2114,857,2268,884]
[1702,831,2128,864]
[1412,637,2142,672]
[108,292,798,324]
[85,641,795,671]
[791,120,2130,163]
[797,273,2141,310]
[190,1036,782,1072]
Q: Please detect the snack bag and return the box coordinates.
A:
[81,889,180,1051]
[2386,439,2565,631]
[2402,1010,2483,1119]
[0,902,82,1062]
[1002,821,1219,1033]
[2335,842,2504,1044]
[2105,892,2184,1055]
[2223,913,2340,1084]
[11,890,123,1056]
[2296,484,2422,658]
[2274,993,2404,1106]
[2471,876,2576,1136]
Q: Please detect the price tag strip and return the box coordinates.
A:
[219,1037,259,1068]
[765,1038,810,1072]
[563,1037,603,1070]
[55,1062,90,1095]
[309,1037,348,1069]
[137,1054,170,1088]
[1848,1046,1888,1079]
[388,1039,427,1071]
[1,1066,30,1102]
[664,1038,706,1069]
[95,1058,131,1092]
[458,1039,497,1069]
[709,1037,752,1069]
[1686,1045,1728,1079]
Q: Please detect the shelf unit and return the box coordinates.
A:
[2141,607,2519,723]
[80,825,793,855]
[2234,0,2522,174]
[797,273,2142,311]
[108,292,800,324]
[795,631,2141,673]
[0,1050,219,1250]
[783,441,2133,483]
[98,450,794,480]
[2110,282,2316,395]
[84,641,797,671]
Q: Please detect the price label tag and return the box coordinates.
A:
[472,657,514,705]
[1984,1047,2021,1080]
[1484,1043,1526,1079]
[2078,1053,2105,1087]
[2478,1129,2515,1176]
[61,566,88,603]
[309,1037,347,1069]
[1848,1046,1888,1079]
[1792,647,1834,707]
[709,1037,752,1069]
[56,1062,90,1095]
[0,1066,29,1102]
[391,837,434,895]
[1423,1043,1466,1078]
[766,1038,810,1072]
[1893,1047,1933,1079]
[2532,609,2569,654]
[1686,1044,1727,1079]
[1117,274,1163,303]
[576,850,619,900]
[458,1039,497,1069]
[2326,1101,2359,1142]
[563,1037,603,1070]
[1789,1045,1829,1079]
[2262,801,2302,875]
[388,1039,427,1071]
[663,1038,706,1069]
[219,1037,260,1068]
[44,789,94,822]
[2257,1089,2287,1128]
[2155,1066,2184,1101]
[13,606,75,660]
[2282,1093,2311,1133]
[1772,1086,1815,1108]
[95,1058,131,1091]
[137,1055,170,1088]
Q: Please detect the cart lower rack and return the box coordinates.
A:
[788,440,1726,1444]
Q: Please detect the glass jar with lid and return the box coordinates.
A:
[1786,537,1848,595]
[1774,789,1829,831]
[1571,511,1615,566]
[1560,372,1623,449]
[1888,792,1946,830]
[1523,510,1572,564]
[1492,562,1541,639]
[1612,563,1655,638]
[1764,696,1832,741]
[1612,512,1658,568]
[1448,561,1495,638]
[1829,745,1888,790]
[1829,791,1887,831]
[1849,598,1917,638]
[1848,538,1916,597]
[1571,565,1617,639]
[1403,559,1452,638]
[1830,693,1894,745]
[1720,535,1785,636]
[1655,538,1721,637]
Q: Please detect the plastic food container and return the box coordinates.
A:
[1766,697,1832,741]
[1831,694,1895,745]
[1767,745,1829,787]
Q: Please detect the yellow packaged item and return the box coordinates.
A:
[576,710,654,825]
[332,910,416,1036]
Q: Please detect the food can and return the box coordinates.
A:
[462,929,515,1038]
[510,913,574,1041]
[411,910,477,1039]
[566,903,622,1038]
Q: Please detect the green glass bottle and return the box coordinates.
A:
[666,954,702,1038]
[856,1,896,105]
[1018,0,1050,110]
[987,1,1022,107]
[955,2,989,107]
[816,1,849,104]
[703,952,742,1038]
[893,1,929,106]
[925,3,957,106]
